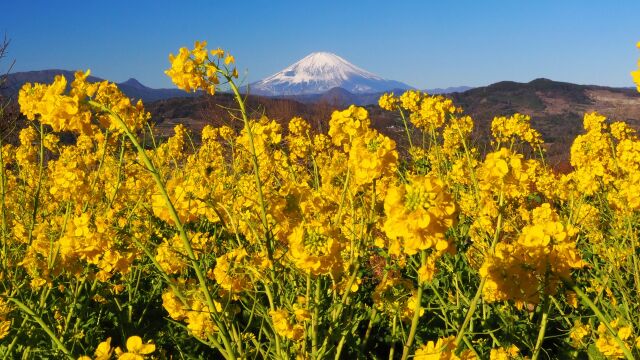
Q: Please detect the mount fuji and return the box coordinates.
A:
[250,52,412,96]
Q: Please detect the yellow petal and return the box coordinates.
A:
[126,336,143,352]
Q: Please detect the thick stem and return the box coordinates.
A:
[334,332,347,360]
[531,295,551,360]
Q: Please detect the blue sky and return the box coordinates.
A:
[2,0,639,89]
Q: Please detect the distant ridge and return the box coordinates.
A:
[120,77,148,90]
[426,86,474,94]
[0,70,196,102]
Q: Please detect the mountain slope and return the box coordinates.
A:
[426,86,474,94]
[0,70,195,102]
[251,52,412,96]
[449,78,640,164]
[147,78,640,167]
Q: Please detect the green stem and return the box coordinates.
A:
[0,136,8,273]
[227,77,284,358]
[87,101,237,360]
[335,168,351,224]
[227,80,271,250]
[62,277,86,336]
[398,108,414,149]
[332,263,360,323]
[334,332,347,360]
[566,280,635,360]
[3,317,29,360]
[27,122,45,245]
[455,124,480,202]
[263,282,283,359]
[82,129,109,212]
[9,298,73,358]
[360,307,377,352]
[400,250,426,360]
[388,316,397,360]
[312,278,321,357]
[455,191,504,347]
[531,295,551,360]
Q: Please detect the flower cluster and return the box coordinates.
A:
[480,204,585,307]
[490,113,543,148]
[595,319,639,359]
[383,174,457,256]
[4,40,640,360]
[632,41,640,92]
[18,70,149,135]
[165,40,237,94]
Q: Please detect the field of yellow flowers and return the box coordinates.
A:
[1,41,640,359]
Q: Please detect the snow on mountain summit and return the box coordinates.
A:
[251,52,412,96]
[265,52,382,84]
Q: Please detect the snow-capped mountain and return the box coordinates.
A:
[251,52,412,96]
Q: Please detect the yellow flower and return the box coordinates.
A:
[595,319,636,358]
[417,260,437,284]
[287,220,343,276]
[479,203,584,306]
[115,336,155,360]
[166,41,232,95]
[328,105,371,151]
[399,89,424,112]
[378,92,399,111]
[489,345,519,360]
[569,321,591,348]
[566,291,579,308]
[212,248,251,295]
[383,174,457,256]
[442,115,474,157]
[18,70,150,136]
[632,41,640,92]
[411,94,461,130]
[414,336,475,359]
[293,305,311,322]
[0,320,9,340]
[269,309,304,341]
[348,129,398,186]
[94,337,113,360]
[477,148,531,199]
[491,113,542,148]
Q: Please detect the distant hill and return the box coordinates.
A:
[147,78,640,167]
[276,87,411,106]
[450,78,640,163]
[0,69,196,102]
[263,86,473,106]
[4,70,639,167]
[1,69,469,107]
[426,86,474,94]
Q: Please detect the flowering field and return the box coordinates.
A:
[1,41,640,359]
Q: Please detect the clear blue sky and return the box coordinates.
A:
[2,0,639,89]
